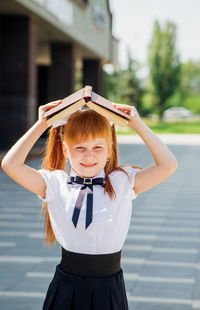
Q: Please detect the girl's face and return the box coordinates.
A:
[63,137,110,178]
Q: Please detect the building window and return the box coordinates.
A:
[74,0,89,7]
[93,0,106,30]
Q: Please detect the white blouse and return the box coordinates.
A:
[37,165,140,254]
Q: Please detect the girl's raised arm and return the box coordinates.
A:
[112,103,178,196]
[1,100,62,199]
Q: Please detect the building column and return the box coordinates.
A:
[48,43,75,101]
[0,15,37,150]
[82,59,104,95]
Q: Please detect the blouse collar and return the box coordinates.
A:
[70,167,105,179]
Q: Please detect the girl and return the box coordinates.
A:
[1,99,178,310]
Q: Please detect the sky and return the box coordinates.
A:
[109,0,200,74]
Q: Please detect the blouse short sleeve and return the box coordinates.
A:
[109,165,141,201]
[37,169,65,203]
[122,166,141,200]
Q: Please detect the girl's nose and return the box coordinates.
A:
[84,149,94,158]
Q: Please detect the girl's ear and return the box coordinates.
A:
[62,142,69,159]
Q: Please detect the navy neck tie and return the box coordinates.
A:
[67,175,105,229]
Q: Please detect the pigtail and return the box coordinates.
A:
[41,126,66,171]
[104,123,128,201]
[40,202,56,246]
[110,123,119,168]
[104,123,142,201]
[104,124,118,200]
[40,126,67,247]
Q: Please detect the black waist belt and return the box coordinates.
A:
[60,247,121,277]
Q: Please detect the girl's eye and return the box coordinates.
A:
[75,146,102,150]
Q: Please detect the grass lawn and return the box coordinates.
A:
[116,118,200,134]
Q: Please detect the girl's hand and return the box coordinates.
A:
[112,103,141,127]
[38,99,62,126]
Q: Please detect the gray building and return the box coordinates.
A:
[0,0,118,149]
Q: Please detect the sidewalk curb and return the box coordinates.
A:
[117,134,200,145]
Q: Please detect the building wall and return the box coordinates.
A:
[14,0,117,63]
[0,0,118,150]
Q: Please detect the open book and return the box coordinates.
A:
[43,85,131,127]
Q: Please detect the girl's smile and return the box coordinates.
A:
[80,163,97,168]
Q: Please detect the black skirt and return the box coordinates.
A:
[43,247,129,310]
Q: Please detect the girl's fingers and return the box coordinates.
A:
[42,100,62,111]
[38,100,63,121]
[112,103,137,118]
[114,106,131,114]
[47,99,62,105]
[45,105,57,111]
[46,99,62,107]
[112,102,133,111]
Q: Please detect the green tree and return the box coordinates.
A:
[104,51,144,114]
[104,68,123,102]
[179,60,200,97]
[148,20,181,121]
[120,50,144,115]
[177,60,200,114]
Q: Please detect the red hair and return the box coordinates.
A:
[40,110,142,246]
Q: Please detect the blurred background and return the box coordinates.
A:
[106,0,200,135]
[0,0,200,153]
[0,2,200,310]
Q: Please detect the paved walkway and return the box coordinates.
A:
[0,139,200,309]
[117,134,200,145]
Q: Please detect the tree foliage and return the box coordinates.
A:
[176,60,200,114]
[119,51,144,115]
[179,60,200,97]
[104,51,144,114]
[148,20,181,120]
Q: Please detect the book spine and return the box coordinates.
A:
[84,85,92,99]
